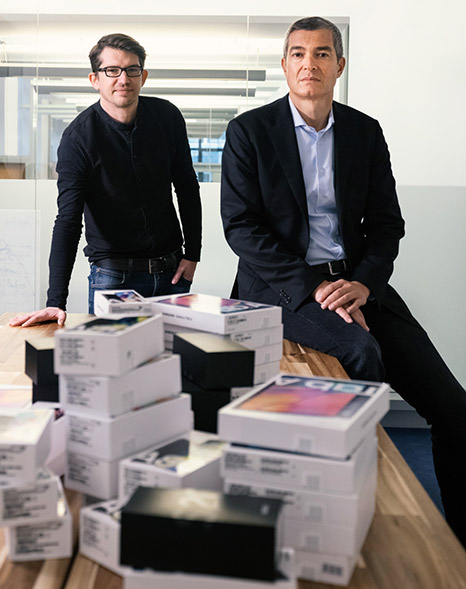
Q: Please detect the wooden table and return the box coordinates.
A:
[1,312,466,588]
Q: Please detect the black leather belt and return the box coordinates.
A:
[95,250,182,274]
[311,259,348,276]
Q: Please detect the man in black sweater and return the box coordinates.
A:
[11,33,201,326]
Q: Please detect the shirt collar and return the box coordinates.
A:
[288,95,334,133]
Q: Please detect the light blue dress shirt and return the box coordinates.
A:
[289,97,346,265]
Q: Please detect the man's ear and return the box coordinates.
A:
[336,57,346,78]
[141,69,148,87]
[89,72,100,91]
[281,56,288,77]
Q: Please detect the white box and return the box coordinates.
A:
[0,408,54,483]
[282,479,375,556]
[59,353,181,417]
[124,571,295,589]
[230,386,255,400]
[164,324,284,350]
[54,314,164,376]
[5,487,72,561]
[221,434,377,494]
[0,386,32,414]
[67,394,193,461]
[65,451,120,500]
[94,289,153,318]
[80,501,294,586]
[80,498,129,575]
[32,402,68,477]
[254,361,281,385]
[253,344,283,366]
[0,467,61,527]
[123,548,295,589]
[295,550,358,586]
[224,451,377,527]
[150,293,282,335]
[119,430,225,501]
[219,374,389,459]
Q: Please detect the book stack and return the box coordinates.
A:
[0,406,72,561]
[150,293,283,431]
[173,331,255,433]
[79,490,295,588]
[218,374,390,586]
[80,430,226,575]
[54,314,193,500]
[119,487,295,588]
[150,293,283,386]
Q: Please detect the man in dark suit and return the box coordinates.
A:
[221,17,466,546]
[10,33,201,327]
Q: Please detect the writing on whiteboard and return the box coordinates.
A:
[0,210,37,311]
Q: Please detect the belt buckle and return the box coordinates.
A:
[329,260,347,276]
[149,257,165,274]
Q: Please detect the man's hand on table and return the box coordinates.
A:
[9,307,67,327]
[313,279,370,332]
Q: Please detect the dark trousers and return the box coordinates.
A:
[281,296,466,547]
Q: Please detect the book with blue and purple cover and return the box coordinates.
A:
[218,374,390,459]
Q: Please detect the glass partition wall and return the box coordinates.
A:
[0,12,349,310]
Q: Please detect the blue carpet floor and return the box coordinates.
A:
[384,427,445,517]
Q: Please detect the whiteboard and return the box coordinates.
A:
[0,209,37,311]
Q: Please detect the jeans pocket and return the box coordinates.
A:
[89,265,127,288]
[171,275,192,294]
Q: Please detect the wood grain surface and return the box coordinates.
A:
[1,313,465,588]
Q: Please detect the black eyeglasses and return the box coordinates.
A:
[96,66,143,78]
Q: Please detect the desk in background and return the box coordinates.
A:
[1,312,465,589]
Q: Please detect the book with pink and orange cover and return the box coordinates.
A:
[218,374,390,459]
[150,293,282,334]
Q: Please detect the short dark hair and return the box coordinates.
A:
[283,17,343,61]
[89,33,146,72]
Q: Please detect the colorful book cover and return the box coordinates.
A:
[155,293,271,315]
[236,375,381,418]
[103,291,144,303]
[71,316,149,334]
[132,437,225,476]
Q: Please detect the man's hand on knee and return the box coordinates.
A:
[313,281,370,332]
[314,279,370,313]
[9,307,67,328]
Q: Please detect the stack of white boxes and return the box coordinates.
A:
[0,406,72,561]
[150,293,283,387]
[218,374,390,586]
[54,314,193,500]
[79,430,226,576]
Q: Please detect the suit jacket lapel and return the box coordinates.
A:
[267,96,309,220]
[333,101,354,216]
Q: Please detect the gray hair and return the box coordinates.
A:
[283,17,343,61]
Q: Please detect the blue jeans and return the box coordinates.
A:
[88,264,191,314]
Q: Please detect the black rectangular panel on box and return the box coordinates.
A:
[182,376,231,433]
[25,338,58,385]
[173,332,254,389]
[120,487,283,581]
[32,382,59,403]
